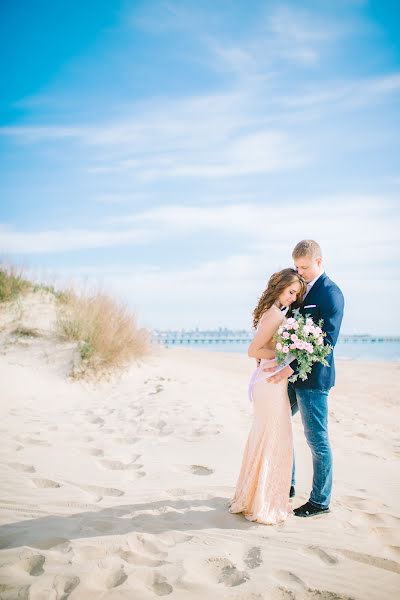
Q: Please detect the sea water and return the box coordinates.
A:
[160,339,400,362]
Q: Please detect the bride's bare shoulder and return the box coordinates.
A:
[259,305,285,325]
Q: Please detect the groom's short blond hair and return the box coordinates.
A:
[292,239,322,259]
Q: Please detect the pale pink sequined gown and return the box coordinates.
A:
[228,308,293,525]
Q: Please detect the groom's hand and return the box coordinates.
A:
[267,365,294,384]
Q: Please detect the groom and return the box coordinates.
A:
[265,240,345,517]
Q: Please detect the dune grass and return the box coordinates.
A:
[1,262,151,378]
[11,326,41,337]
[56,289,150,378]
[0,265,32,302]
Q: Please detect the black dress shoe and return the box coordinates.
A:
[293,501,330,517]
[289,486,295,498]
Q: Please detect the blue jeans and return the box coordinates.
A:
[288,383,332,508]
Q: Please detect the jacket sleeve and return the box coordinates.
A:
[321,287,345,348]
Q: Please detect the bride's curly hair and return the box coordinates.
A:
[252,268,307,329]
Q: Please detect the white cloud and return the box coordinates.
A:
[0,224,153,254]
[283,72,400,111]
[1,89,311,180]
[2,195,398,260]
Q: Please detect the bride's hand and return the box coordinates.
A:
[267,365,294,384]
[263,359,279,372]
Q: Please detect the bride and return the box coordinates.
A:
[228,268,306,525]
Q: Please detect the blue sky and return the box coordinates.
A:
[1,0,399,333]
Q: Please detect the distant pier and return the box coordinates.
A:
[152,330,400,346]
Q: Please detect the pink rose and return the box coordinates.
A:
[290,333,298,341]
[286,318,295,325]
[290,343,297,350]
[306,318,313,326]
[276,342,282,350]
[282,332,290,339]
[282,346,290,353]
[292,322,299,330]
[295,340,304,350]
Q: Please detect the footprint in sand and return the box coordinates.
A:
[205,557,249,587]
[15,554,45,576]
[132,470,146,478]
[77,483,125,497]
[190,427,221,438]
[113,436,140,445]
[117,548,166,567]
[151,572,174,596]
[99,459,142,471]
[272,570,307,591]
[355,432,371,439]
[305,545,339,565]
[149,384,164,395]
[88,416,105,426]
[53,574,80,599]
[105,568,128,589]
[244,546,263,569]
[174,464,214,476]
[32,478,61,488]
[135,534,169,558]
[158,531,193,546]
[133,565,174,595]
[337,549,400,575]
[88,565,127,590]
[166,488,187,496]
[7,462,36,473]
[81,447,104,456]
[0,584,31,599]
[21,437,51,447]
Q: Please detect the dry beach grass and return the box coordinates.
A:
[56,289,150,380]
[0,264,150,380]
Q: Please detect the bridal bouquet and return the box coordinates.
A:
[274,314,332,383]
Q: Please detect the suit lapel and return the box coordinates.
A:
[302,272,327,306]
[288,272,327,317]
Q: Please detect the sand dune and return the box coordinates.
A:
[0,294,399,599]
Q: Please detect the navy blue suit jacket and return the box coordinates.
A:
[288,272,345,391]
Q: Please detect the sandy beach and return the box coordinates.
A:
[0,293,399,599]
